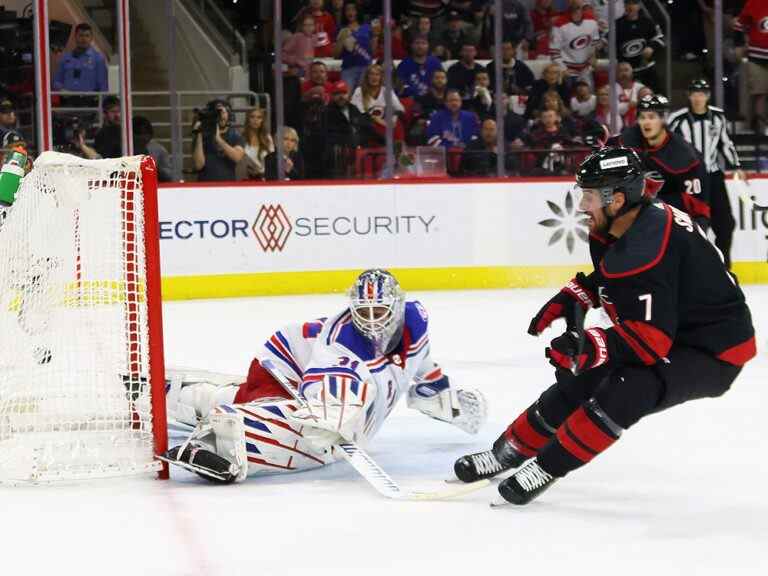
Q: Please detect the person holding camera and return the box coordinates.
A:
[192,99,246,182]
[77,95,122,159]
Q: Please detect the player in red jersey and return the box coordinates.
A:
[453,147,755,505]
[609,94,710,229]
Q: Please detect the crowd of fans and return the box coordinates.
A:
[0,1,760,181]
[266,0,668,179]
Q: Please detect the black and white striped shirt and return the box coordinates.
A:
[668,106,740,174]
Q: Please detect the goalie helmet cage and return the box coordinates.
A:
[0,153,168,484]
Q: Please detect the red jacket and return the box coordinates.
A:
[734,0,768,63]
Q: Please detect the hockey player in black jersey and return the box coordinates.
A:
[608,94,710,230]
[453,147,756,505]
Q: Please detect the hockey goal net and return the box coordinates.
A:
[0,152,167,484]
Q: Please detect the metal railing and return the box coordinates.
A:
[183,0,247,66]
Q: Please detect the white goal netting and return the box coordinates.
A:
[0,152,166,484]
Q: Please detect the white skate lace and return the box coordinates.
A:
[515,462,553,492]
[471,451,503,475]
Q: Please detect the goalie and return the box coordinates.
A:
[162,269,487,483]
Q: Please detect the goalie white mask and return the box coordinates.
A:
[348,269,405,355]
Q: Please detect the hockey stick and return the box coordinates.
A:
[571,304,587,376]
[260,359,490,501]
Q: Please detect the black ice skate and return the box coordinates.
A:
[496,459,556,505]
[453,433,528,483]
[159,443,238,484]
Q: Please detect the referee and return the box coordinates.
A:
[668,79,745,268]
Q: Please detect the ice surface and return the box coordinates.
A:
[3,287,768,576]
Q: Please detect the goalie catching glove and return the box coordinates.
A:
[528,272,599,336]
[407,376,487,435]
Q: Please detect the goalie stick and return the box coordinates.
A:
[259,358,490,501]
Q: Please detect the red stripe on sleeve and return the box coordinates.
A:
[717,336,757,366]
[623,320,673,359]
[566,407,618,454]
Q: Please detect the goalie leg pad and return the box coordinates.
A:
[219,399,337,476]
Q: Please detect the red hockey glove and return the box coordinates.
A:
[546,328,609,373]
[528,273,598,336]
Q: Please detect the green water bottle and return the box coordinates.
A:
[0,149,27,207]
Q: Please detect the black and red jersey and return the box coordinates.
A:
[583,201,755,369]
[608,126,710,225]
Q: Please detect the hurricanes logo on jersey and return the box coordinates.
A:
[622,38,646,58]
[569,34,592,50]
[760,17,768,32]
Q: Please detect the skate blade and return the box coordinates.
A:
[489,497,511,508]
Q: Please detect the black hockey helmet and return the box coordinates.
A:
[637,93,670,114]
[576,146,647,209]
[688,78,711,93]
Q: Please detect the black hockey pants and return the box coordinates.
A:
[533,346,742,477]
[709,170,736,269]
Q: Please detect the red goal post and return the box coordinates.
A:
[0,153,168,484]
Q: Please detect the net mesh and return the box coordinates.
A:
[0,153,161,484]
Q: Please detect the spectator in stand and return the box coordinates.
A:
[407,15,438,47]
[570,80,596,116]
[588,0,625,37]
[321,80,366,177]
[417,68,449,118]
[550,0,601,90]
[132,116,174,182]
[530,0,557,59]
[466,70,494,120]
[440,11,470,60]
[371,17,408,60]
[593,84,623,134]
[427,89,480,148]
[411,68,449,142]
[296,0,338,58]
[406,0,449,36]
[447,43,486,101]
[301,61,334,105]
[238,108,275,180]
[77,95,122,159]
[616,0,664,91]
[334,2,373,91]
[487,40,535,96]
[479,1,535,55]
[525,62,570,118]
[0,99,22,148]
[283,15,317,78]
[734,0,768,134]
[523,108,574,174]
[538,90,577,135]
[615,61,645,126]
[53,23,108,92]
[352,63,406,144]
[329,0,346,29]
[460,118,513,176]
[397,34,444,98]
[192,99,246,182]
[265,127,305,181]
